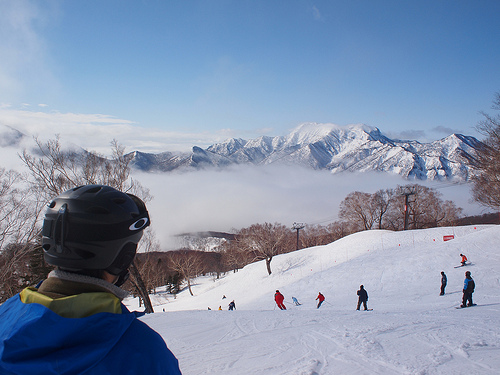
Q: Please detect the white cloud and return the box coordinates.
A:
[0,107,232,154]
[311,6,322,21]
[135,165,483,250]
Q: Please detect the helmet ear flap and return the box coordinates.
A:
[106,242,137,276]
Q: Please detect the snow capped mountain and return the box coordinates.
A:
[0,124,25,147]
[131,123,482,181]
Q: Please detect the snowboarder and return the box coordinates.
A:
[461,271,475,308]
[316,292,325,308]
[228,300,236,310]
[0,185,181,374]
[440,271,447,296]
[275,290,286,310]
[292,296,301,306]
[460,253,468,266]
[356,285,369,311]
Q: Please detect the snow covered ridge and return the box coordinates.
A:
[129,123,483,181]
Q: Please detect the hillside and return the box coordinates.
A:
[127,225,500,374]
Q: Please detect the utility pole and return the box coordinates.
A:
[292,222,305,250]
[402,188,415,231]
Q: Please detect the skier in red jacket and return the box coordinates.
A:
[274,290,286,310]
[316,292,325,308]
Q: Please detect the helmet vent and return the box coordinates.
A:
[73,248,95,260]
[83,186,103,194]
[112,198,127,205]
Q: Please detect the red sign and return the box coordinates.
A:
[443,235,454,241]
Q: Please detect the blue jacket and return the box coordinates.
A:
[463,277,475,293]
[0,292,181,375]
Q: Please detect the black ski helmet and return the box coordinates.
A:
[42,185,150,276]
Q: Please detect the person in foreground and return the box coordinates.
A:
[0,185,182,375]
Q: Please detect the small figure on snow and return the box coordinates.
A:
[316,292,325,308]
[228,300,236,310]
[222,295,227,299]
[274,290,286,310]
[460,253,468,267]
[356,285,369,311]
[461,271,475,308]
[292,296,301,306]
[440,271,447,296]
[218,306,222,311]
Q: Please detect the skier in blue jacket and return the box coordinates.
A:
[0,185,181,374]
[461,271,475,308]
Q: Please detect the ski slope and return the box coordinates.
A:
[125,225,500,374]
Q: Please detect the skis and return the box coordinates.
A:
[455,304,477,309]
[454,262,473,268]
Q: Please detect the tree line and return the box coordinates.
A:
[1,92,500,303]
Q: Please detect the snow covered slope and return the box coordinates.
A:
[129,225,500,374]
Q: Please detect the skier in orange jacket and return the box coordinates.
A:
[460,253,468,266]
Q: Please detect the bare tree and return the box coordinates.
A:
[338,185,462,232]
[237,222,292,275]
[472,92,500,210]
[0,168,46,302]
[339,191,377,231]
[395,184,462,229]
[167,250,204,296]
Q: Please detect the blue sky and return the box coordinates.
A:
[1,0,500,153]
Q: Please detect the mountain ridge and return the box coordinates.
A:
[129,123,482,181]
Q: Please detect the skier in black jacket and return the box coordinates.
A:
[461,271,475,307]
[356,285,369,311]
[440,271,447,296]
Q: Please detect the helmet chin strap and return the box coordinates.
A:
[114,269,130,287]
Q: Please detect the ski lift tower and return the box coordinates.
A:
[292,222,305,250]
[401,187,415,231]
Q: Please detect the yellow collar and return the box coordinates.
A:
[20,287,122,318]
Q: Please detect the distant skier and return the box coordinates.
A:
[356,285,369,311]
[316,292,325,309]
[274,290,286,310]
[228,300,236,310]
[440,271,447,296]
[461,271,475,308]
[460,253,468,266]
[292,296,301,306]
